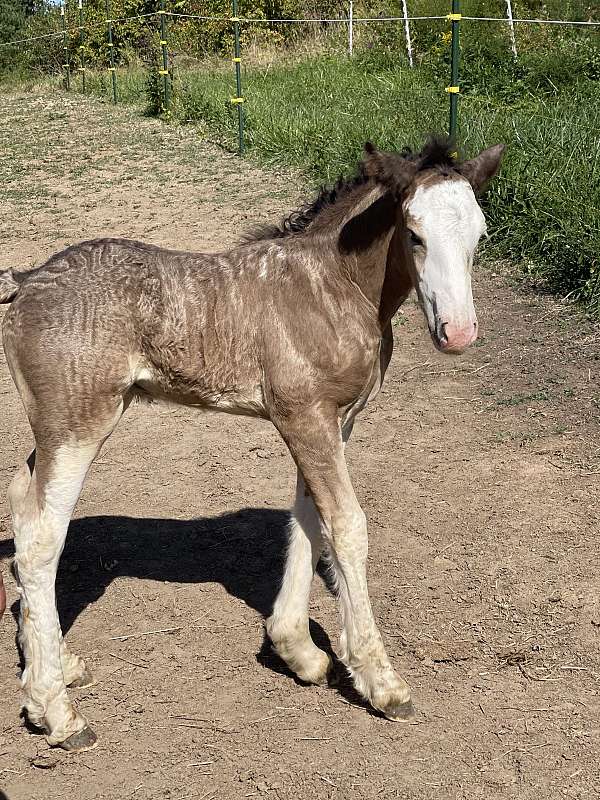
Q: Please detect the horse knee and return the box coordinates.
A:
[327,506,367,556]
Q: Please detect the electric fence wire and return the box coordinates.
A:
[1,11,598,48]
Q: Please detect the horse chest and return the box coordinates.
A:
[339,339,383,429]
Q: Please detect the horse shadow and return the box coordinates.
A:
[0,507,374,712]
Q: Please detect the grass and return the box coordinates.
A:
[70,40,600,317]
[497,390,550,407]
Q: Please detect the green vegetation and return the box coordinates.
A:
[1,1,599,313]
[497,390,550,406]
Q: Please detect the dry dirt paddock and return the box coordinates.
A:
[0,89,599,800]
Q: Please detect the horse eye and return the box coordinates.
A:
[408,230,424,247]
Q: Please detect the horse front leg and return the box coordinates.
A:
[276,406,414,721]
[266,471,332,685]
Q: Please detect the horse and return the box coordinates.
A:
[0,138,504,751]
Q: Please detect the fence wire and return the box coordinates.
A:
[2,5,598,156]
[1,10,599,48]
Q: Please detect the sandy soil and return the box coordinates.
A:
[0,88,599,800]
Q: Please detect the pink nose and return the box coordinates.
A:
[439,321,478,354]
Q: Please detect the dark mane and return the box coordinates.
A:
[244,136,458,243]
[243,171,371,243]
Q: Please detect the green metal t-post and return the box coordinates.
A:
[105,0,117,103]
[159,0,170,112]
[232,0,244,155]
[78,0,86,93]
[61,1,70,91]
[448,0,460,141]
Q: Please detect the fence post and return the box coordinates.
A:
[348,0,353,56]
[158,0,170,112]
[78,0,86,92]
[61,1,70,90]
[401,0,413,67]
[105,0,117,102]
[505,0,517,58]
[446,0,460,141]
[231,0,244,155]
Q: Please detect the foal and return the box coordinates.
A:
[0,139,504,751]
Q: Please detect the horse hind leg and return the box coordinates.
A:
[9,451,91,690]
[266,472,332,685]
[11,384,128,749]
[12,440,105,750]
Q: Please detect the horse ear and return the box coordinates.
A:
[460,144,506,195]
[362,145,416,197]
[362,142,384,178]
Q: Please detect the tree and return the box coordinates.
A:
[0,0,25,45]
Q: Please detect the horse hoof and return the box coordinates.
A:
[60,725,98,753]
[296,653,333,686]
[381,698,416,723]
[68,668,94,689]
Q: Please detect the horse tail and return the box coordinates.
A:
[0,269,21,304]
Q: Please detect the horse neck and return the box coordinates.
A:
[279,182,411,332]
[326,186,403,317]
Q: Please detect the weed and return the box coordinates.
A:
[497,390,550,406]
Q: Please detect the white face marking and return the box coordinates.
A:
[403,177,487,353]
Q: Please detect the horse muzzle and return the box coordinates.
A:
[432,319,478,354]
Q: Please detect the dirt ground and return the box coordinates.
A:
[0,88,599,800]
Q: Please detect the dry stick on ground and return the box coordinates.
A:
[399,360,432,380]
[297,737,332,741]
[108,652,149,669]
[180,791,215,800]
[318,774,338,788]
[109,626,183,641]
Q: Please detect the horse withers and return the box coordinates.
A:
[0,139,504,751]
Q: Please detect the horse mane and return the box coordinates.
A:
[243,172,371,243]
[244,136,458,243]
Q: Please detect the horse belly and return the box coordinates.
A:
[133,363,267,418]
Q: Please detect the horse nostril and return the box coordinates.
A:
[437,320,449,344]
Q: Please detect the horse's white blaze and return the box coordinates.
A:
[404,178,487,352]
